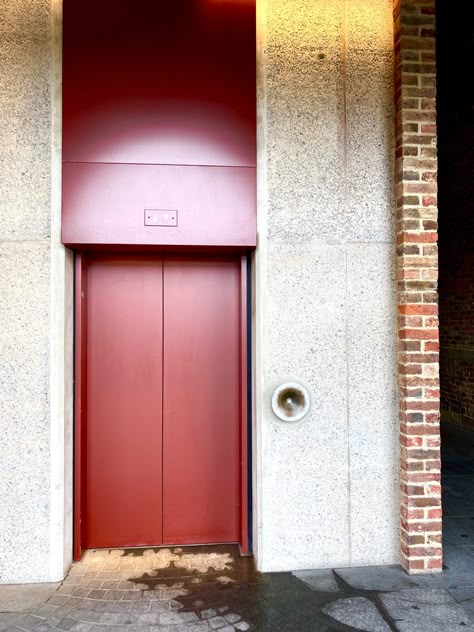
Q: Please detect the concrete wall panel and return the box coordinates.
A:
[266,0,346,242]
[256,0,397,570]
[0,28,51,240]
[347,243,399,565]
[261,243,350,570]
[0,243,51,582]
[0,0,72,583]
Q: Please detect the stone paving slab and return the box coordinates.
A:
[336,549,474,593]
[0,615,21,632]
[292,569,340,592]
[334,564,430,592]
[322,596,391,631]
[379,589,474,632]
[0,584,59,613]
[448,586,474,622]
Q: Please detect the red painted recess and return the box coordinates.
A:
[62,0,256,249]
[62,0,256,167]
[66,0,255,555]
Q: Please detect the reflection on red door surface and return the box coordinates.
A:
[83,255,241,549]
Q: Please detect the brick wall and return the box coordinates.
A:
[438,1,474,432]
[393,0,442,573]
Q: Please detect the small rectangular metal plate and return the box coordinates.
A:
[144,209,178,227]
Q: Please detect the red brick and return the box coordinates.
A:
[399,231,438,243]
[427,557,443,570]
[410,521,442,533]
[399,304,438,315]
[423,195,437,207]
[409,497,441,508]
[400,328,438,340]
[428,509,443,519]
[408,546,442,557]
[404,558,425,571]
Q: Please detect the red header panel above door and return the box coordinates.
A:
[62,163,256,248]
[62,0,256,167]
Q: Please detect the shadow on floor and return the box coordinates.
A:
[1,541,474,632]
[442,421,474,567]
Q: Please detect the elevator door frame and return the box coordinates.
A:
[73,251,250,560]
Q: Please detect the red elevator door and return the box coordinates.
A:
[85,255,241,549]
[163,258,240,544]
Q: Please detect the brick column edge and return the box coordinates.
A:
[393,0,442,574]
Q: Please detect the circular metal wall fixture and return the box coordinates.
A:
[271,382,311,423]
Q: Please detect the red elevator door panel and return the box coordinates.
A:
[163,258,241,544]
[86,256,164,549]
